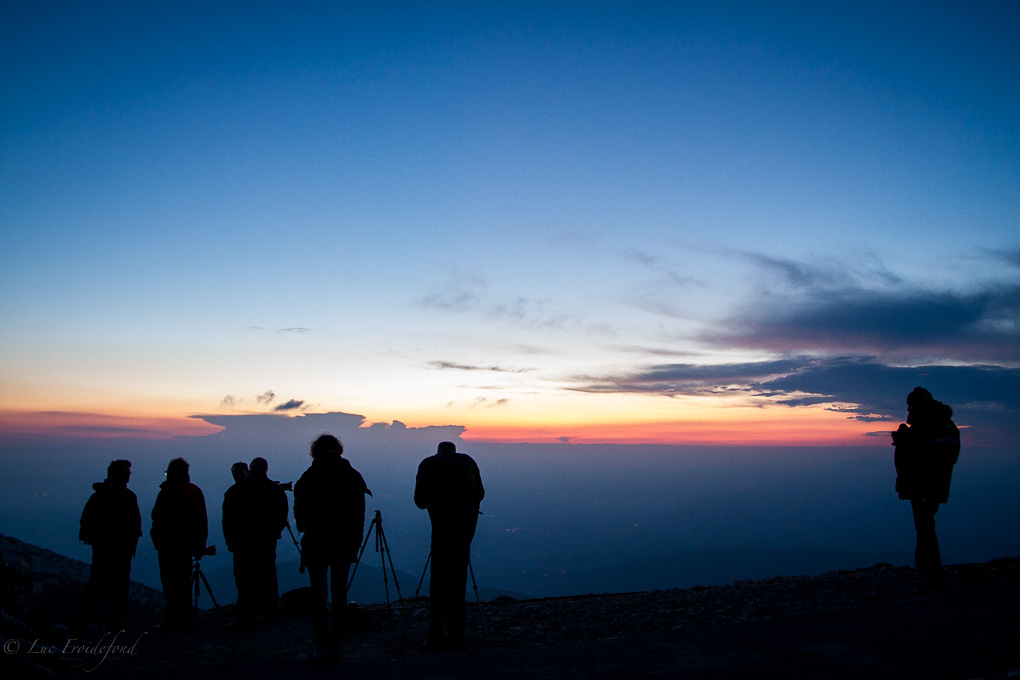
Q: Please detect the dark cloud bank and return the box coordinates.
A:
[572,357,1019,445]
[576,250,1020,445]
[706,285,1020,364]
[700,250,1020,363]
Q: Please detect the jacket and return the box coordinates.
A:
[414,451,484,522]
[894,401,961,503]
[293,455,369,562]
[79,484,142,556]
[151,480,208,554]
[235,472,289,546]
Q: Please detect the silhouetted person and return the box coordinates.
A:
[150,457,208,629]
[293,434,371,661]
[222,461,248,621]
[893,387,961,581]
[414,441,484,651]
[233,457,289,625]
[70,460,142,637]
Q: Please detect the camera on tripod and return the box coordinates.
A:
[190,545,220,613]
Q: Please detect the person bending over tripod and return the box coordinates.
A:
[294,434,371,661]
[415,441,484,652]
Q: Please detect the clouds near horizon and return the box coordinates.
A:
[2,3,1017,448]
[570,356,1018,443]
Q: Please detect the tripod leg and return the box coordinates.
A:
[347,517,376,593]
[198,568,220,610]
[468,560,488,637]
[403,551,431,634]
[192,567,200,615]
[286,522,304,573]
[378,530,391,610]
[378,528,405,606]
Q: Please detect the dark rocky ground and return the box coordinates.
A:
[3,531,1019,679]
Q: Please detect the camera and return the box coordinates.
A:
[279,481,293,491]
[197,545,216,557]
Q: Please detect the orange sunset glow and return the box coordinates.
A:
[459,407,890,446]
[0,409,224,441]
[0,400,892,447]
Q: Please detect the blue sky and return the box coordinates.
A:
[2,1,1018,445]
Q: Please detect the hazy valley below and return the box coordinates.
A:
[2,415,1018,601]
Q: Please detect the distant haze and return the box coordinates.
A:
[2,413,1017,601]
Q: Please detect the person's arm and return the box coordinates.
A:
[357,470,373,497]
[293,476,307,533]
[195,487,209,552]
[79,493,97,544]
[414,460,429,509]
[471,457,484,503]
[129,492,142,555]
[277,485,290,534]
[150,492,163,551]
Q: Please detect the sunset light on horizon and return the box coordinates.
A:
[0,397,889,446]
[2,1,1018,451]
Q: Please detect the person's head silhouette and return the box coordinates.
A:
[906,387,935,425]
[166,457,190,483]
[107,460,131,487]
[230,462,249,484]
[250,457,269,477]
[310,433,343,459]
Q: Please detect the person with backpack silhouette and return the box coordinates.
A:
[70,460,142,637]
[892,387,961,581]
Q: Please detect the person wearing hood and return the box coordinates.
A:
[293,434,371,661]
[151,457,208,629]
[892,387,961,581]
[233,457,288,625]
[70,460,142,637]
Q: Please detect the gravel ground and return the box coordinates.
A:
[33,557,1018,679]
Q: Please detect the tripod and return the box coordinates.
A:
[348,510,405,611]
[191,553,220,614]
[405,550,488,637]
[285,521,304,573]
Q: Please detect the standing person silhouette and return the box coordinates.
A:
[70,460,142,637]
[414,441,484,652]
[892,387,961,582]
[293,434,371,661]
[234,457,289,625]
[150,457,208,630]
[222,461,248,623]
